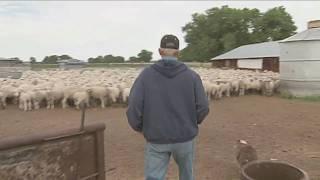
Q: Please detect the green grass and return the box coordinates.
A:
[31,64,59,70]
[280,92,320,102]
[294,96,320,102]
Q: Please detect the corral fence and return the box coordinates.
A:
[0,123,106,180]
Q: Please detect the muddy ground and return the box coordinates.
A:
[0,95,320,180]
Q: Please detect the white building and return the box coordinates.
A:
[58,59,87,70]
[210,41,280,72]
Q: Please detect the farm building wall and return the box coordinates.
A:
[211,57,279,72]
[262,57,279,72]
[211,59,237,69]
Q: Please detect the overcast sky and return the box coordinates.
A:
[0,1,319,61]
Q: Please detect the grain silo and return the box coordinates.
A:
[279,20,320,97]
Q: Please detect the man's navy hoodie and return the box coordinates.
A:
[126,59,209,144]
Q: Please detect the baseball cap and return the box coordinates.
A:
[160,34,179,50]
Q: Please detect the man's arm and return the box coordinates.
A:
[126,72,144,132]
[194,74,209,124]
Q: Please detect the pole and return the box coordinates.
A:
[77,102,86,179]
[80,102,86,131]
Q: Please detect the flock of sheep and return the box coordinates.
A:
[0,67,280,111]
[200,68,280,100]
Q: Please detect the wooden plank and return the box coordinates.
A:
[95,130,106,180]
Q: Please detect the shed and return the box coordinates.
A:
[210,41,280,72]
[0,58,30,79]
[0,57,22,67]
[58,59,87,70]
[279,20,320,96]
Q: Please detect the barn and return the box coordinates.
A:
[210,41,280,72]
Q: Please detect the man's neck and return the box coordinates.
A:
[161,56,178,61]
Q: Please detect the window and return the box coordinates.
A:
[238,59,263,69]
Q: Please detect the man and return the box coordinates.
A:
[126,34,209,180]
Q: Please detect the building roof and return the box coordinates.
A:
[0,57,17,61]
[58,58,86,65]
[281,27,320,42]
[211,41,280,61]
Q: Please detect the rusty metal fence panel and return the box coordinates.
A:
[0,123,106,180]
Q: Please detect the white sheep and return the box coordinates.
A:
[61,87,79,109]
[46,87,64,109]
[203,81,213,100]
[32,89,48,110]
[218,82,231,98]
[122,87,131,103]
[19,91,33,111]
[230,80,240,95]
[239,79,246,96]
[1,67,281,110]
[72,91,90,110]
[261,80,275,96]
[107,86,121,104]
[0,85,19,108]
[88,86,109,108]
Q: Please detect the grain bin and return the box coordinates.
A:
[279,20,320,96]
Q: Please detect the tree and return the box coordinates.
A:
[128,50,153,63]
[88,55,125,63]
[104,55,125,63]
[114,56,125,63]
[137,50,153,62]
[251,6,297,42]
[42,55,73,64]
[59,54,72,60]
[180,6,297,62]
[128,56,139,63]
[42,55,58,64]
[30,57,36,63]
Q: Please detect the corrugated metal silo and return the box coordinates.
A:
[280,20,320,96]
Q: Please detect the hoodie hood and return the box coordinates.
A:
[151,60,188,78]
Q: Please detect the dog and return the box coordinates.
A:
[236,140,258,167]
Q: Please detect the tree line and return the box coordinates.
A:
[180,6,297,62]
[24,5,296,63]
[27,49,153,64]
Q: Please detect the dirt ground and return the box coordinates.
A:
[0,95,320,180]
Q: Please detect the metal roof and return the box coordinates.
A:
[58,59,86,65]
[281,27,320,42]
[211,41,280,61]
[0,57,16,61]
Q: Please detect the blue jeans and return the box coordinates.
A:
[144,139,195,180]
